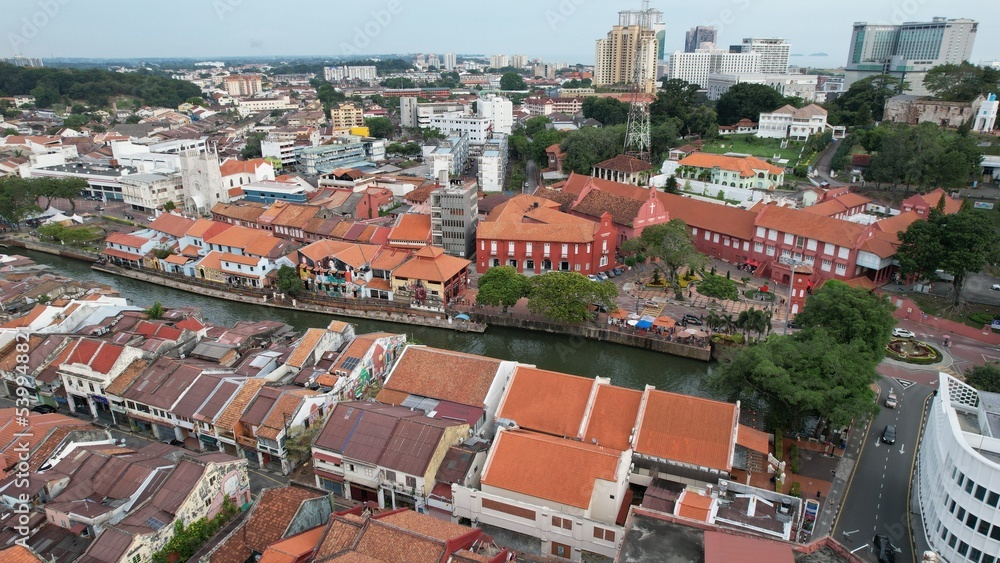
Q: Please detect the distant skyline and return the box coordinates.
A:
[3,1,998,67]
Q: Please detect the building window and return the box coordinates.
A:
[560,261,569,271]
[821,259,832,272]
[977,519,990,535]
[966,513,977,530]
[593,527,616,542]
[974,485,987,501]
[544,243,550,255]
[561,244,568,256]
[384,470,396,482]
[835,263,847,275]
[987,491,999,507]
[508,259,517,267]
[552,516,572,530]
[526,242,533,253]
[965,479,975,494]
[765,245,775,257]
[405,476,417,489]
[508,241,515,253]
[754,242,763,253]
[490,241,497,253]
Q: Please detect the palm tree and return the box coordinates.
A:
[722,313,735,334]
[706,311,722,332]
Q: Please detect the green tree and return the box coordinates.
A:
[242,132,266,159]
[476,266,529,312]
[582,97,629,126]
[146,301,166,320]
[162,200,176,212]
[276,265,304,295]
[697,274,738,301]
[364,116,395,139]
[663,175,679,194]
[715,83,786,125]
[896,208,1000,308]
[500,72,528,91]
[924,62,1000,102]
[380,77,417,89]
[826,74,907,125]
[527,272,617,323]
[965,362,1000,393]
[621,220,706,292]
[792,280,896,361]
[560,125,626,174]
[0,177,43,225]
[712,328,880,430]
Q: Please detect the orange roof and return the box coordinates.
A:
[754,205,867,248]
[392,246,469,283]
[105,232,150,248]
[148,213,196,238]
[583,385,643,451]
[497,366,594,438]
[388,214,432,244]
[286,328,327,368]
[634,390,737,472]
[221,252,260,267]
[736,424,770,454]
[221,158,268,177]
[0,545,45,563]
[916,188,962,214]
[873,211,921,239]
[704,530,795,563]
[206,225,263,248]
[216,378,267,432]
[165,254,189,265]
[371,247,412,271]
[0,304,49,329]
[479,194,598,243]
[257,526,325,563]
[379,346,501,408]
[678,152,784,177]
[102,247,144,261]
[482,430,620,509]
[244,234,284,257]
[196,251,224,271]
[365,278,392,291]
[676,491,714,522]
[187,218,232,239]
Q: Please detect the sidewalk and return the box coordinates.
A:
[813,415,867,538]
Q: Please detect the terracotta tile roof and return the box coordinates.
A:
[388,214,432,244]
[164,254,190,265]
[754,205,867,248]
[370,247,412,272]
[270,203,321,229]
[703,530,795,563]
[803,193,871,217]
[379,347,501,408]
[196,251,224,271]
[102,247,144,261]
[63,339,125,375]
[215,378,267,433]
[656,192,758,241]
[403,183,435,204]
[533,187,577,211]
[148,214,196,238]
[257,390,318,440]
[374,509,478,543]
[186,219,232,239]
[906,188,962,214]
[736,424,770,454]
[221,252,260,267]
[873,211,921,239]
[258,526,325,563]
[482,430,620,509]
[105,233,149,248]
[496,366,594,438]
[634,390,737,472]
[286,328,327,368]
[678,152,784,177]
[676,491,714,522]
[214,486,323,561]
[352,520,448,563]
[479,194,598,242]
[212,202,268,224]
[392,246,470,284]
[329,221,355,239]
[595,154,654,173]
[105,359,150,396]
[314,515,365,560]
[573,188,643,227]
[859,233,899,259]
[583,385,643,451]
[206,225,266,249]
[0,545,45,562]
[221,158,268,177]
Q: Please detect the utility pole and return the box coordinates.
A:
[623,0,653,164]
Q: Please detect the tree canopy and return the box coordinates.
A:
[622,220,706,292]
[499,72,528,91]
[559,125,626,175]
[715,83,788,125]
[0,63,200,109]
[896,208,999,307]
[650,78,718,137]
[924,62,1000,102]
[965,362,1000,393]
[825,74,907,126]
[526,272,617,323]
[697,274,739,301]
[862,122,981,191]
[276,265,304,295]
[364,117,395,139]
[711,281,893,430]
[476,266,529,311]
[582,97,629,126]
[0,176,86,223]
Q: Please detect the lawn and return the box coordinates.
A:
[904,291,1000,330]
[701,135,805,165]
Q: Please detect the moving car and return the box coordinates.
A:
[682,314,703,326]
[993,284,1000,291]
[30,404,57,414]
[891,328,915,339]
[885,390,898,409]
[881,424,896,445]
[873,534,896,563]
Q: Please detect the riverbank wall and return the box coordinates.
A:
[90,264,486,334]
[1,237,100,263]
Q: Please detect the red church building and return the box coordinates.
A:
[476,194,617,276]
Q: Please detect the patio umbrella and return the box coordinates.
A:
[628,313,641,320]
[680,328,698,337]
[454,313,470,321]
[690,329,709,338]
[627,319,639,326]
[653,316,676,328]
[636,319,653,329]
[609,308,629,320]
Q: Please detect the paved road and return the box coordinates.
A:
[834,378,933,563]
[525,160,538,193]
[814,140,846,187]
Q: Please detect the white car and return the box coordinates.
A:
[992,284,1000,291]
[892,328,915,339]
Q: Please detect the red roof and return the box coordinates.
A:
[634,390,737,472]
[102,248,144,261]
[704,530,794,563]
[64,339,125,375]
[105,233,150,249]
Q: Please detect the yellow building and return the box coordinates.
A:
[330,102,365,132]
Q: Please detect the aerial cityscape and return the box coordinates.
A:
[1,2,999,562]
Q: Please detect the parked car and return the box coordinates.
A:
[881,424,896,445]
[892,328,915,339]
[612,267,623,276]
[885,390,898,409]
[992,283,1000,291]
[605,269,616,278]
[873,534,896,563]
[682,314,703,326]
[588,275,600,282]
[30,404,57,414]
[596,273,609,281]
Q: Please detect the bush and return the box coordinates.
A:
[698,274,739,301]
[789,443,800,474]
[969,312,995,326]
[789,482,801,497]
[774,429,783,460]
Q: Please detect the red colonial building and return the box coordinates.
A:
[477,194,617,276]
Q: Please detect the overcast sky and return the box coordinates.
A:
[3,0,997,66]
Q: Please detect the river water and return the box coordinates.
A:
[23,250,715,395]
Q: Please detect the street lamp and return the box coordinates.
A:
[779,256,804,336]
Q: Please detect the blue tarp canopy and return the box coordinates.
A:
[455,314,471,320]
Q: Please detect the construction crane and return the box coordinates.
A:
[623,0,653,164]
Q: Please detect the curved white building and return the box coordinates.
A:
[917,374,1000,562]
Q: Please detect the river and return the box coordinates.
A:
[23,250,716,395]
